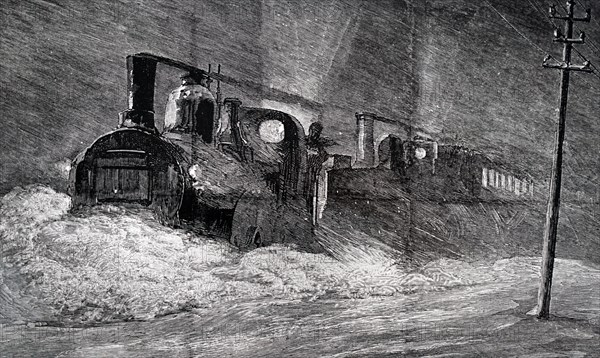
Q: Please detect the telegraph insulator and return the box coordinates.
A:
[553,28,562,39]
[549,5,556,16]
[579,31,586,41]
[543,55,551,63]
[583,60,591,69]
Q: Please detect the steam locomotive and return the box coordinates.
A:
[69,53,322,252]
[68,53,535,256]
[321,112,538,263]
[329,112,535,204]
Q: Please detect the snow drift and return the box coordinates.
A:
[0,185,597,325]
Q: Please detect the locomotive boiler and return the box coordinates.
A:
[69,53,322,252]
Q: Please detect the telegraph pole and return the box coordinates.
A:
[532,0,593,319]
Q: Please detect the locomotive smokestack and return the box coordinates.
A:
[355,112,375,167]
[118,55,157,130]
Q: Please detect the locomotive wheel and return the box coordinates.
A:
[155,193,182,226]
[153,166,185,227]
[233,226,262,249]
[230,191,278,250]
[250,227,263,247]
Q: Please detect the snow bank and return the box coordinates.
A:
[1,185,597,325]
[0,184,71,250]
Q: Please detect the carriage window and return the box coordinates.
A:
[259,120,285,143]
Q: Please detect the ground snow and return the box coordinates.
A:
[0,185,597,325]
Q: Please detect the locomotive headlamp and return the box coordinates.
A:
[259,120,285,143]
[415,147,427,159]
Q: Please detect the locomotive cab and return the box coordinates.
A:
[163,72,215,142]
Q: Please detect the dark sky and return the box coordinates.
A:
[0,0,598,201]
